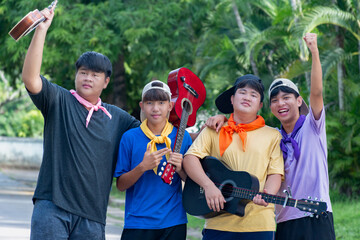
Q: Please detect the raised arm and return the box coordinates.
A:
[304,33,323,119]
[21,2,57,94]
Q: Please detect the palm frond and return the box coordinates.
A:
[321,48,355,80]
[235,24,290,63]
[278,59,309,79]
[294,6,359,60]
[296,6,359,38]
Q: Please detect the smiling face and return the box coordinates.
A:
[270,90,302,125]
[231,86,263,116]
[75,67,109,104]
[140,100,173,127]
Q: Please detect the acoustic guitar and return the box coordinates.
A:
[160,68,206,184]
[183,156,328,218]
[8,0,57,41]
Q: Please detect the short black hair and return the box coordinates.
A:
[75,51,112,78]
[234,78,265,103]
[269,85,299,101]
[143,81,170,102]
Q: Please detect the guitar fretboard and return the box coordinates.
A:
[173,102,190,153]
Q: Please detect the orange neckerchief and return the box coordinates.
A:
[219,114,265,156]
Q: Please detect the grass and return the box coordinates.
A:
[333,200,360,239]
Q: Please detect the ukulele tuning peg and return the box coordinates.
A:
[308,196,312,199]
[309,214,314,218]
[315,197,318,201]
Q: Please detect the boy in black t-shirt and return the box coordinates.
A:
[22,4,139,239]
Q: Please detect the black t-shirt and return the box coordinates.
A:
[29,76,140,224]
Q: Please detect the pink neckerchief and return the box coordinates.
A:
[70,90,112,128]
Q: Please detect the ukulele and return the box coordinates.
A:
[183,156,328,218]
[160,68,206,184]
[8,0,57,41]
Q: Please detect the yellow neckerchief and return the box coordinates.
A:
[140,119,173,175]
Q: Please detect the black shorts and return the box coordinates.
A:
[121,224,186,240]
[275,212,335,240]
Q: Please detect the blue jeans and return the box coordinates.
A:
[30,200,105,240]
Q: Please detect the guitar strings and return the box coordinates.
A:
[211,182,312,206]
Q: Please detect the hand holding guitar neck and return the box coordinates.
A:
[38,0,58,31]
[9,0,58,41]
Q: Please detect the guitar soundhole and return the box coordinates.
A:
[181,99,193,114]
[219,180,236,202]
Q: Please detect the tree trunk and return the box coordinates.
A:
[290,0,297,11]
[112,54,127,110]
[232,1,259,76]
[335,25,345,111]
[337,62,344,110]
[358,39,360,74]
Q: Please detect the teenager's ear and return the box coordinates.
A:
[169,101,174,111]
[259,102,263,110]
[297,96,303,107]
[139,101,143,109]
[103,77,110,89]
[230,95,234,106]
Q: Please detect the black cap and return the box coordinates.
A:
[215,74,263,114]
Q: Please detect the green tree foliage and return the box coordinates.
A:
[0,0,359,196]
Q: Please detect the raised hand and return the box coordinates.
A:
[303,33,318,53]
[38,0,58,31]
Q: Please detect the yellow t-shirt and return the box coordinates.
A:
[185,124,284,232]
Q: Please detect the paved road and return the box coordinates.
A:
[0,168,122,240]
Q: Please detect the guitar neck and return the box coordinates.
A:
[229,186,299,208]
[173,102,190,153]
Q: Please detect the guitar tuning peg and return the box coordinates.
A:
[316,215,319,219]
[315,197,318,201]
[308,196,311,199]
[310,214,314,218]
